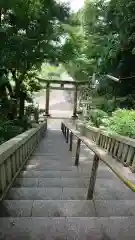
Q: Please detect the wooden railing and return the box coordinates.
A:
[61,121,135,200]
[75,122,135,173]
[0,121,47,201]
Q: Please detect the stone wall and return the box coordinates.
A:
[0,121,47,201]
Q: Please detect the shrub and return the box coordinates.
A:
[116,95,135,109]
[25,104,40,123]
[0,116,33,145]
[0,120,23,144]
[88,109,108,127]
[98,98,116,114]
[106,109,135,138]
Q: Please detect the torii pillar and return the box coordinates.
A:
[44,82,51,117]
[72,84,78,119]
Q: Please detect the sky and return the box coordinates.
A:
[59,0,84,12]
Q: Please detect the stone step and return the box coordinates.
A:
[7,188,86,200]
[24,165,79,171]
[26,159,96,169]
[1,200,135,218]
[0,200,95,217]
[30,155,73,161]
[20,170,91,178]
[7,187,135,201]
[7,188,64,200]
[0,216,135,239]
[32,153,72,157]
[27,158,74,164]
[13,177,128,190]
[20,169,116,179]
[26,161,75,168]
[13,178,87,188]
[0,200,135,217]
[24,165,116,179]
[94,200,135,217]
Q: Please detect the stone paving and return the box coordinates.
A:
[1,119,135,239]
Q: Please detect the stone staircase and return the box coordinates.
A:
[1,120,135,239]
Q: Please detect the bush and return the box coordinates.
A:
[0,116,33,145]
[106,109,135,138]
[85,108,135,138]
[0,120,23,144]
[98,98,116,114]
[25,104,40,123]
[14,117,32,130]
[88,109,108,127]
[116,95,135,109]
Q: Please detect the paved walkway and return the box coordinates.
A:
[1,120,135,239]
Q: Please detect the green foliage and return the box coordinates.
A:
[0,120,23,144]
[0,0,70,119]
[38,63,63,81]
[98,98,116,114]
[86,108,135,138]
[116,95,135,109]
[64,0,109,82]
[88,109,108,127]
[105,109,135,138]
[64,0,135,100]
[25,104,40,123]
[0,0,72,144]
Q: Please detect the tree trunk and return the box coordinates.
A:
[19,93,25,119]
[11,70,26,119]
[11,69,19,117]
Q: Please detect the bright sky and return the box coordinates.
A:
[59,0,84,12]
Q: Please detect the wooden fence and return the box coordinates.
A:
[76,121,135,172]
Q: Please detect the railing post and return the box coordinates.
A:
[62,123,64,134]
[72,84,78,119]
[63,125,66,138]
[96,131,101,145]
[69,132,73,151]
[87,154,99,200]
[62,124,64,135]
[61,123,64,134]
[75,139,81,166]
[66,128,69,143]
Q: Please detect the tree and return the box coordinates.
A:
[63,0,109,81]
[64,0,135,100]
[106,0,135,96]
[0,0,69,118]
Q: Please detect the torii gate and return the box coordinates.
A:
[37,78,89,118]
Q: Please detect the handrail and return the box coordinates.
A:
[86,125,135,148]
[77,121,135,148]
[61,121,135,200]
[75,122,135,172]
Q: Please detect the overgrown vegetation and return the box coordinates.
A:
[64,0,135,98]
[1,0,135,142]
[0,0,70,144]
[86,109,135,138]
[105,110,135,138]
[62,0,135,139]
